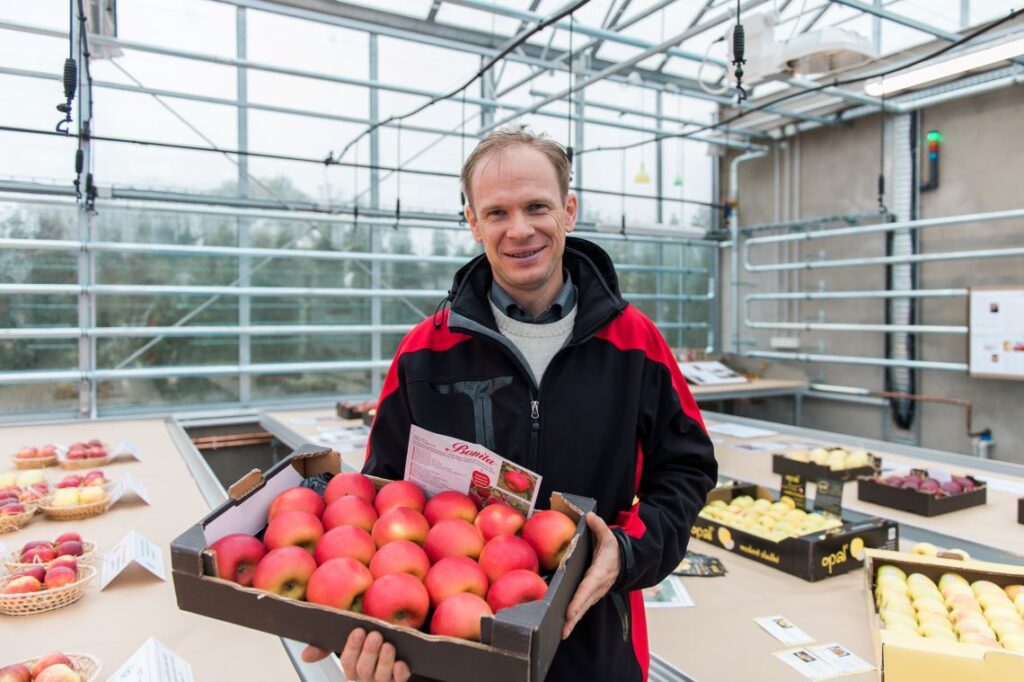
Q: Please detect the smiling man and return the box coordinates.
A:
[304,129,717,682]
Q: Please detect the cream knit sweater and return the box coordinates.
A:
[489,298,576,384]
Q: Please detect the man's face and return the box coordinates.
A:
[464,145,577,304]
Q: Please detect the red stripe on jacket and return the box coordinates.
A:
[378,310,472,404]
[594,305,706,432]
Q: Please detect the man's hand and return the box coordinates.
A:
[300,629,411,682]
[562,511,621,640]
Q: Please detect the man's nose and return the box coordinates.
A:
[507,210,534,239]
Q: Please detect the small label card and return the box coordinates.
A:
[806,643,875,676]
[107,637,194,682]
[674,551,727,577]
[110,440,143,462]
[781,473,808,511]
[754,615,816,646]
[642,575,695,608]
[773,647,840,681]
[813,478,844,517]
[100,531,166,590]
[107,473,152,508]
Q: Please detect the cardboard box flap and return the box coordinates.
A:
[227,469,263,501]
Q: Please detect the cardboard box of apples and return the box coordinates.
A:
[857,469,986,517]
[691,483,898,581]
[171,445,595,682]
[772,446,881,482]
[864,548,1024,680]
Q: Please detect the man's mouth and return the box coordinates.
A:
[507,246,544,259]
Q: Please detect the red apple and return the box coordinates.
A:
[33,665,80,682]
[307,557,374,611]
[324,472,377,506]
[0,502,26,516]
[430,593,493,641]
[322,495,378,533]
[369,540,430,581]
[521,510,577,571]
[268,486,325,521]
[208,534,267,586]
[502,470,531,493]
[55,540,84,557]
[43,566,77,590]
[425,556,489,607]
[82,471,106,486]
[475,505,527,545]
[20,540,54,556]
[49,556,78,573]
[66,450,87,461]
[0,490,18,502]
[263,510,324,554]
[423,519,485,563]
[486,569,549,613]
[362,572,430,628]
[424,491,478,526]
[87,445,106,458]
[54,532,82,544]
[21,545,57,564]
[371,507,430,547]
[57,476,82,489]
[30,654,73,679]
[39,444,57,457]
[3,575,43,594]
[252,546,317,600]
[374,480,426,515]
[314,526,376,566]
[478,535,539,582]
[14,446,37,459]
[0,663,31,682]
[13,566,47,582]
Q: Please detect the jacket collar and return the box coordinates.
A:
[446,236,625,343]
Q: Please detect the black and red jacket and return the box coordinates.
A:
[365,237,717,681]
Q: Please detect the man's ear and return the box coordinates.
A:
[563,192,578,234]
[465,205,483,242]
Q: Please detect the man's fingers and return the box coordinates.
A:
[301,645,331,664]
[355,631,384,681]
[393,661,412,682]
[374,643,397,682]
[339,628,366,679]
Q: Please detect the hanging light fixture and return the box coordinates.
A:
[634,162,651,184]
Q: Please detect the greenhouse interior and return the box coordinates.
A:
[1,1,1023,681]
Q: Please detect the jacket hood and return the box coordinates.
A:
[444,236,625,340]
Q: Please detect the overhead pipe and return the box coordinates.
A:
[745,350,967,371]
[729,148,770,352]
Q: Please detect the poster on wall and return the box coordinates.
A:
[969,287,1024,380]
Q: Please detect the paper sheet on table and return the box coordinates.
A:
[642,575,695,607]
[707,423,779,438]
[754,615,816,645]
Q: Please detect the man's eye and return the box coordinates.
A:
[528,204,546,212]
[489,210,505,218]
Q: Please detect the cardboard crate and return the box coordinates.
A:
[171,445,595,682]
[689,484,898,581]
[857,476,986,517]
[771,452,881,483]
[863,548,1024,681]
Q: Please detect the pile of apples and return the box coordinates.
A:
[2,535,86,595]
[0,472,51,516]
[12,445,58,464]
[54,471,106,490]
[10,533,88,566]
[786,447,873,470]
[0,652,88,682]
[874,564,1024,651]
[47,471,107,508]
[698,494,843,541]
[63,441,106,462]
[208,474,578,642]
[871,472,979,497]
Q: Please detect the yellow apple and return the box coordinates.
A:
[886,621,921,636]
[78,485,106,504]
[972,580,1004,597]
[0,472,18,487]
[846,450,870,467]
[957,620,997,639]
[912,542,939,557]
[16,470,45,488]
[919,622,957,639]
[914,598,948,617]
[878,565,908,582]
[51,488,81,507]
[809,448,829,464]
[1000,634,1024,652]
[1016,593,1024,616]
[939,572,969,590]
[778,495,796,510]
[958,632,1001,648]
[983,605,1021,624]
[1005,585,1024,601]
[788,450,810,462]
[979,592,1014,610]
[916,611,952,627]
[881,609,919,630]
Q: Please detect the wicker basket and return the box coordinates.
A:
[5,653,101,681]
[11,455,58,470]
[0,564,95,616]
[3,541,97,573]
[39,495,109,521]
[0,507,36,535]
[60,455,110,471]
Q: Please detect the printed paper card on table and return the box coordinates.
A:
[107,473,152,508]
[773,643,874,680]
[754,615,816,646]
[642,575,695,608]
[404,425,542,516]
[100,530,167,590]
[110,440,143,462]
[106,637,194,682]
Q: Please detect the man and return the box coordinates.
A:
[304,129,717,681]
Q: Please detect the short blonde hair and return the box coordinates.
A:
[461,128,571,208]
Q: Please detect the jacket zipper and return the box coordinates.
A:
[528,399,540,472]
